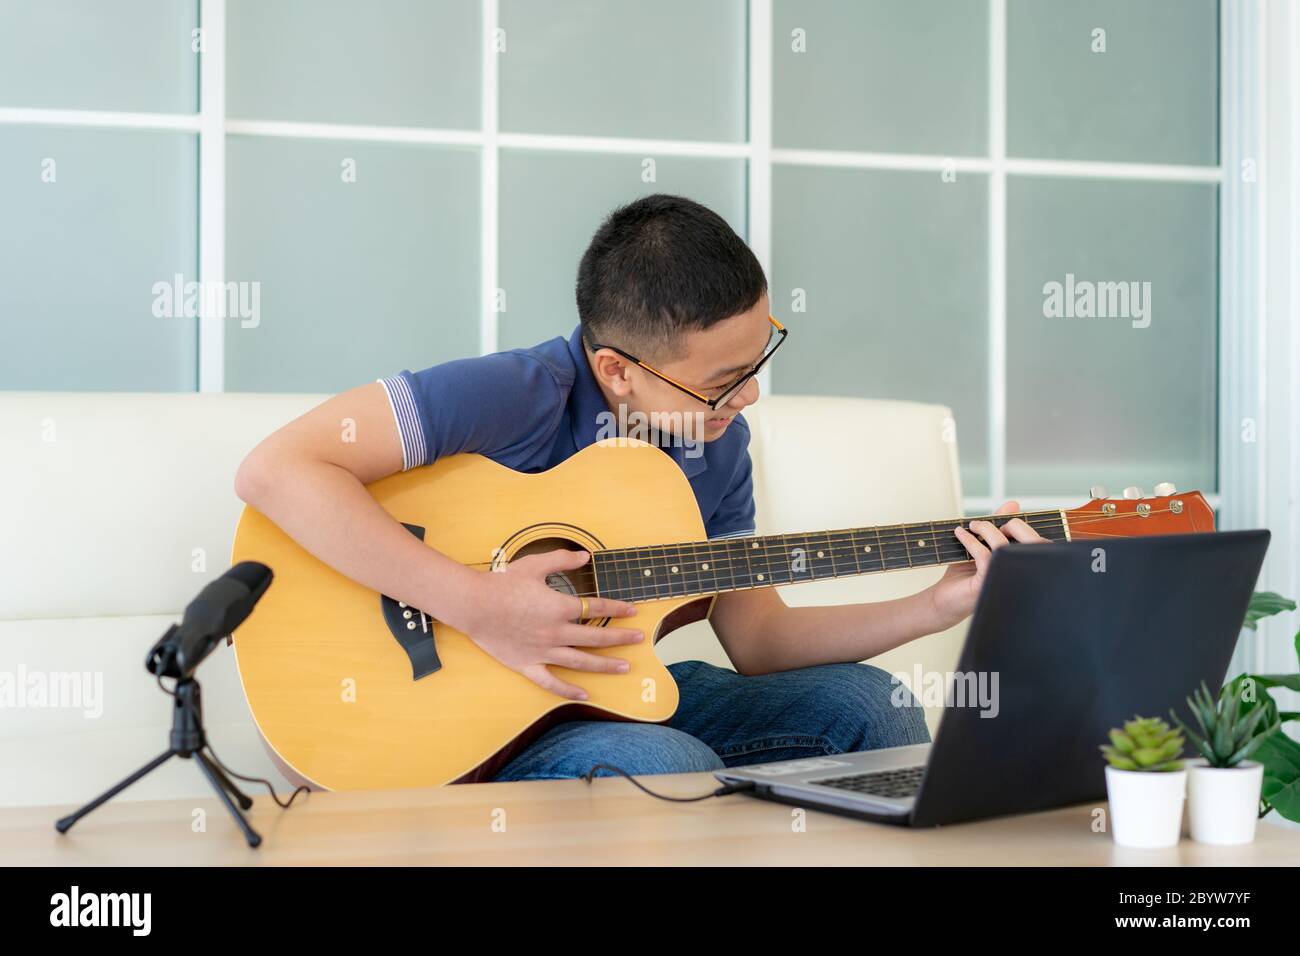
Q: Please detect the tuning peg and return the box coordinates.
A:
[1122,486,1144,499]
[1089,485,1109,499]
[1153,481,1176,496]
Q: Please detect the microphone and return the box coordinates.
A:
[146,562,273,680]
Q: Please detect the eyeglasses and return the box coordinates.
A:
[583,315,787,412]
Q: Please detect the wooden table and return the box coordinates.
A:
[4,772,1299,866]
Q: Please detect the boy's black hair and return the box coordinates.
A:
[576,194,767,363]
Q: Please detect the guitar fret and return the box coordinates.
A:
[846,529,865,577]
[784,532,806,584]
[828,530,855,579]
[695,542,712,597]
[811,530,837,579]
[695,541,717,593]
[737,536,755,589]
[659,544,675,598]
[630,545,648,600]
[845,529,864,574]
[683,542,703,597]
[773,532,799,585]
[909,521,937,568]
[725,537,742,592]
[760,535,777,586]
[702,540,720,596]
[666,545,683,598]
[700,541,722,595]
[621,547,637,600]
[667,543,684,598]
[609,549,626,602]
[824,530,841,578]
[656,545,672,599]
[605,549,625,601]
[683,542,703,598]
[735,538,753,588]
[875,525,905,571]
[610,549,630,602]
[681,546,702,598]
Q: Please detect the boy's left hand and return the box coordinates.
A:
[926,500,1048,627]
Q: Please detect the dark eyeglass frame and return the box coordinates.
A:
[583,315,787,412]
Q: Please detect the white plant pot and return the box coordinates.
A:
[1186,759,1264,845]
[1105,765,1187,848]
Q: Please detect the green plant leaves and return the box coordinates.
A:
[1099,746,1137,772]
[1223,592,1299,821]
[1171,679,1281,769]
[1253,674,1300,693]
[1244,591,1296,631]
[1257,732,1300,821]
[1102,716,1184,771]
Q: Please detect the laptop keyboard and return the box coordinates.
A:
[810,765,925,799]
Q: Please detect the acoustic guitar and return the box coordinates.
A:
[230,438,1214,791]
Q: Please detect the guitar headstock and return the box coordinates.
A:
[1065,483,1215,540]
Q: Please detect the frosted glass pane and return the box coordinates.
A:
[773,0,988,155]
[497,150,747,350]
[1006,177,1217,495]
[227,0,479,128]
[225,136,479,393]
[0,0,197,113]
[499,0,746,142]
[0,126,197,391]
[771,165,990,496]
[1007,0,1217,164]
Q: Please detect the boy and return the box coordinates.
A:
[235,194,1045,782]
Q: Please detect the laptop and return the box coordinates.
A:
[714,530,1270,827]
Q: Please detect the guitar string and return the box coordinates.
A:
[584,531,1064,602]
[591,518,1070,573]
[457,508,1139,570]
[471,519,1069,577]
[569,507,1181,602]
[447,506,1186,602]
[591,509,1164,569]
[475,526,1185,617]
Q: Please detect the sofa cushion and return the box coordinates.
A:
[0,392,323,621]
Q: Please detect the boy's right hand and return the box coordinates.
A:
[455,548,644,701]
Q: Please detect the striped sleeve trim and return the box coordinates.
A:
[378,374,428,471]
[708,527,758,541]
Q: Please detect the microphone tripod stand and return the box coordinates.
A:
[55,676,263,847]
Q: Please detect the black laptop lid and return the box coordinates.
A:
[910,530,1270,828]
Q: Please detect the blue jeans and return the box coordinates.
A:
[492,659,931,781]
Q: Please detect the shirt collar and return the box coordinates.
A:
[566,324,708,479]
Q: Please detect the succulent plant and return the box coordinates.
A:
[1172,680,1282,769]
[1100,716,1185,772]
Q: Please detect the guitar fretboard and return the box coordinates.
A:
[590,511,1069,603]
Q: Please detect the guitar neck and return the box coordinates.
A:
[590,510,1070,603]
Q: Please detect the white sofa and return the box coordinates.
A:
[0,392,967,809]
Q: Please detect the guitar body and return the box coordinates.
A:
[231,439,709,791]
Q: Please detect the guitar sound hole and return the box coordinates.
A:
[510,537,602,622]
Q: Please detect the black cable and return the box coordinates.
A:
[203,741,311,810]
[166,675,740,807]
[583,763,755,802]
[154,673,309,809]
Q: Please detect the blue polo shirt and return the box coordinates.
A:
[378,324,757,540]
